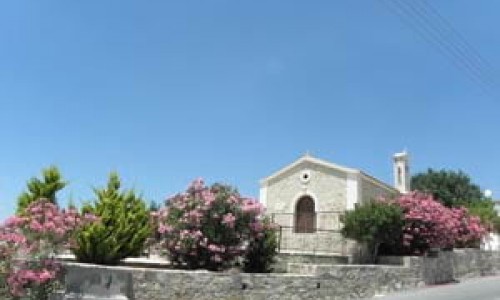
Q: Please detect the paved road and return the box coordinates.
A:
[375,276,500,300]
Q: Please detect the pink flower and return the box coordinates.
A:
[158,224,168,234]
[190,177,205,192]
[221,213,236,228]
[242,199,264,215]
[201,190,216,207]
[38,269,55,282]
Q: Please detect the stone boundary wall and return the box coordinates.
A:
[452,249,500,278]
[287,263,424,295]
[292,249,500,286]
[379,249,500,283]
[60,263,381,300]
[57,249,500,300]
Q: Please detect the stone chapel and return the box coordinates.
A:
[259,151,410,256]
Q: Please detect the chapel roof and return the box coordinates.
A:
[260,153,398,193]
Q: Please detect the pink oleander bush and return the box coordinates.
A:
[451,206,486,248]
[156,179,271,271]
[348,192,489,257]
[0,199,97,299]
[394,192,487,254]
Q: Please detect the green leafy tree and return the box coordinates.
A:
[72,173,151,265]
[411,169,484,207]
[492,217,500,233]
[17,166,66,214]
[341,201,404,262]
[465,200,500,232]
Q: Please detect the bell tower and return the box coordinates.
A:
[393,151,410,194]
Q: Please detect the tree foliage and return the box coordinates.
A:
[411,169,484,207]
[72,173,151,265]
[17,166,66,214]
[341,201,404,262]
[465,200,500,232]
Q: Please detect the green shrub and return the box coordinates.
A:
[72,173,151,265]
[0,274,8,299]
[341,201,403,262]
[242,217,278,273]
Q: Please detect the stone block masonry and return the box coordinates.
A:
[58,249,500,300]
[377,248,500,284]
[61,263,368,300]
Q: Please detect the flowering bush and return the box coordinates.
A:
[157,179,268,271]
[0,199,96,299]
[242,217,279,273]
[6,259,62,299]
[395,192,487,254]
[450,206,486,248]
[344,193,488,258]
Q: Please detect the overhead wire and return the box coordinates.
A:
[378,0,496,96]
[405,0,495,88]
[420,0,495,80]
[385,0,492,90]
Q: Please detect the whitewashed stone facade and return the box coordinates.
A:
[260,153,407,256]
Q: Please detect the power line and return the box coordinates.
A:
[385,0,492,90]
[420,0,495,78]
[378,0,496,95]
[405,0,495,87]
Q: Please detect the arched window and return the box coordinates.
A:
[294,196,316,233]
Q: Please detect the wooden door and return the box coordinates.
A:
[295,196,316,233]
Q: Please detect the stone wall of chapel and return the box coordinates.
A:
[360,176,397,205]
[265,162,347,231]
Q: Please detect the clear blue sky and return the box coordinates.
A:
[1,1,499,220]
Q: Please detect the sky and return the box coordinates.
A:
[1,1,499,220]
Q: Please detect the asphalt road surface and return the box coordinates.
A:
[374,276,500,300]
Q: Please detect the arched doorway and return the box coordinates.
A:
[294,196,316,233]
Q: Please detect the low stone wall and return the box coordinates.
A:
[288,263,424,295]
[61,263,378,300]
[451,249,499,279]
[380,249,499,284]
[58,249,500,300]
